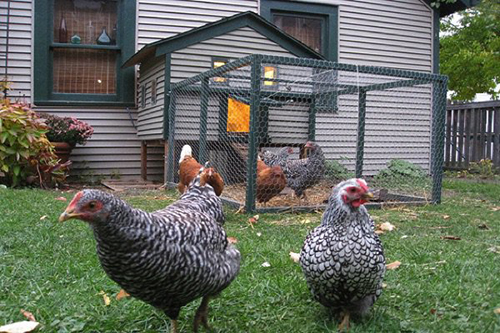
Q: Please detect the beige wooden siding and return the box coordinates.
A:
[0,0,32,100]
[32,106,165,181]
[137,0,258,48]
[137,57,165,140]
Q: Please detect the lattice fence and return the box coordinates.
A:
[167,55,448,212]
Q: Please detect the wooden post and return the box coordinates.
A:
[164,140,169,184]
[141,141,147,181]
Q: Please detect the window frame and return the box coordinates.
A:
[33,0,136,106]
[260,0,338,62]
[211,57,230,85]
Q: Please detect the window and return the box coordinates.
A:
[212,57,229,84]
[263,66,278,87]
[34,0,136,105]
[151,79,157,105]
[260,0,338,61]
[140,85,146,108]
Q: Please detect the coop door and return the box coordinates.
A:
[227,98,250,133]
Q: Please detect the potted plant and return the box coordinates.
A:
[37,113,94,162]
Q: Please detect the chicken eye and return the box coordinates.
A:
[349,188,356,193]
[88,201,96,209]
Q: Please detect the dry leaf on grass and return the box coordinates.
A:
[441,236,461,241]
[382,283,388,288]
[378,222,396,232]
[490,207,500,212]
[375,230,384,235]
[0,321,40,333]
[386,261,401,270]
[256,232,262,237]
[261,262,271,267]
[248,215,259,228]
[39,215,47,221]
[98,291,111,306]
[55,197,67,201]
[227,237,238,244]
[488,246,500,254]
[289,252,300,263]
[494,308,500,315]
[478,223,490,230]
[442,215,450,220]
[116,289,130,301]
[20,310,35,322]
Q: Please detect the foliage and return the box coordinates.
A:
[324,160,355,181]
[430,0,457,8]
[38,112,94,147]
[1,185,500,332]
[440,0,500,101]
[375,159,427,180]
[0,100,70,187]
[468,159,498,178]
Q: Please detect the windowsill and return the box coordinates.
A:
[51,43,121,51]
[34,100,136,107]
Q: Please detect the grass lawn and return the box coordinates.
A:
[1,179,500,332]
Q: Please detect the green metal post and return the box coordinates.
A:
[167,90,176,183]
[431,78,448,204]
[245,55,262,213]
[355,88,367,178]
[199,77,209,164]
[308,97,317,141]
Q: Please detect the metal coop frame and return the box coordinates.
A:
[166,54,448,213]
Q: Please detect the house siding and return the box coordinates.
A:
[3,0,434,178]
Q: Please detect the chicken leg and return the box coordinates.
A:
[338,310,350,332]
[193,296,211,332]
[170,319,179,333]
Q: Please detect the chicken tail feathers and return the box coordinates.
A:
[179,145,193,163]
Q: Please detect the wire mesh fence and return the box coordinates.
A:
[167,55,448,212]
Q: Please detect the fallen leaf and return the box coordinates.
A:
[256,232,262,237]
[261,262,271,267]
[375,230,384,235]
[248,215,259,228]
[289,252,300,263]
[98,291,111,306]
[379,222,396,231]
[55,197,67,201]
[478,223,490,230]
[430,308,437,315]
[382,283,388,288]
[116,289,130,301]
[0,321,40,333]
[491,207,500,212]
[441,236,461,240]
[488,246,500,254]
[386,261,401,270]
[20,309,35,322]
[227,237,238,244]
[494,308,500,315]
[400,235,409,239]
[39,215,47,221]
[300,218,312,224]
[442,215,450,220]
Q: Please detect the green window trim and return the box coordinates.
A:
[33,0,136,106]
[260,0,338,62]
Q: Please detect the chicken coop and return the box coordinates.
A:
[166,54,448,213]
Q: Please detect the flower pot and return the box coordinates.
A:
[52,142,73,163]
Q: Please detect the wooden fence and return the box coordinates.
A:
[445,100,500,170]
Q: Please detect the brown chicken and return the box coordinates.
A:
[178,145,224,196]
[256,157,287,204]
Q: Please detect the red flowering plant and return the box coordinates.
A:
[37,113,94,147]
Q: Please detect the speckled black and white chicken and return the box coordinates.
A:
[59,167,240,333]
[260,146,292,169]
[300,179,385,331]
[283,141,325,198]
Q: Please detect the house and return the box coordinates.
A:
[0,0,478,182]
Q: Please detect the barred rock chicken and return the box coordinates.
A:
[283,141,325,198]
[178,144,224,196]
[256,157,287,204]
[59,168,240,333]
[300,179,385,331]
[261,146,292,169]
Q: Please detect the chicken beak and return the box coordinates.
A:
[59,209,80,222]
[362,192,374,202]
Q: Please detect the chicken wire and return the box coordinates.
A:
[167,55,448,213]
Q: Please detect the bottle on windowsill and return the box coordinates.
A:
[96,27,111,45]
[59,16,68,43]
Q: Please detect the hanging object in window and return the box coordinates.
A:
[96,27,111,45]
[59,16,67,43]
[86,21,95,44]
[263,66,277,86]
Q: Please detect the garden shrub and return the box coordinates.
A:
[324,160,355,181]
[374,159,429,190]
[0,100,70,187]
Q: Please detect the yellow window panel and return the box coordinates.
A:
[227,98,250,133]
[263,66,277,86]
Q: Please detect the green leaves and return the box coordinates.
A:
[440,0,500,101]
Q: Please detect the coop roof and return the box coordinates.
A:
[424,0,480,17]
[122,11,324,68]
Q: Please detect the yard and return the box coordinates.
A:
[1,179,499,332]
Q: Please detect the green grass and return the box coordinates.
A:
[1,180,500,332]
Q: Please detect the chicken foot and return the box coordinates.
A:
[169,319,179,333]
[337,310,350,332]
[193,296,211,332]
